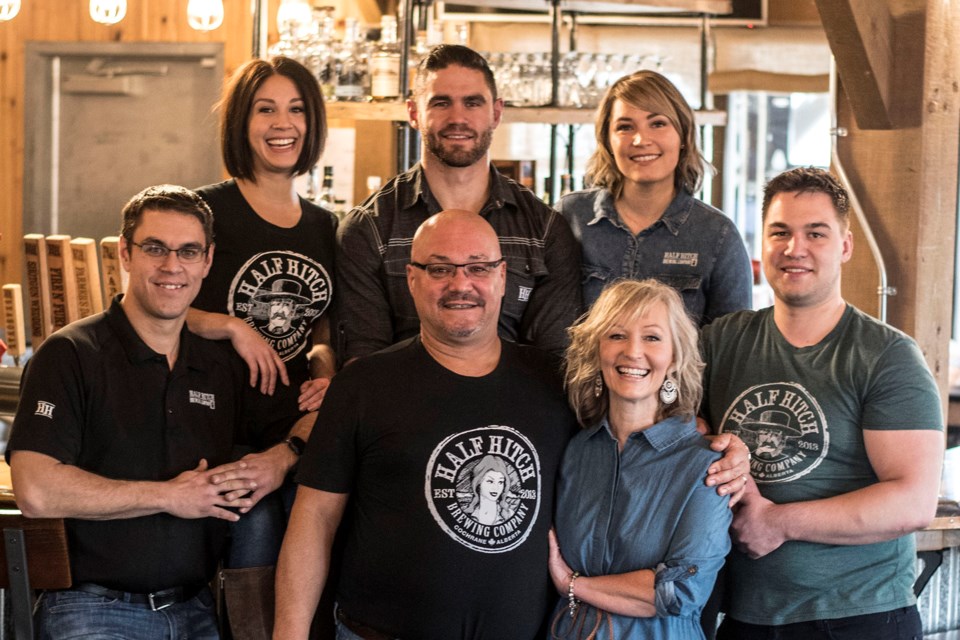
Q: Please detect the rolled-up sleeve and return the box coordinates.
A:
[653,482,732,617]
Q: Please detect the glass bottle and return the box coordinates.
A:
[370,15,401,101]
[334,18,369,102]
[319,166,337,211]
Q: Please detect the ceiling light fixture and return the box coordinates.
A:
[0,0,21,21]
[89,0,127,25]
[187,0,224,31]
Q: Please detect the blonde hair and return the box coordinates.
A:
[586,70,710,198]
[565,279,703,428]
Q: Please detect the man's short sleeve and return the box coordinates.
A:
[862,335,943,431]
[295,366,362,493]
[7,335,86,464]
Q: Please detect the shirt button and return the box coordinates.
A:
[688,566,698,575]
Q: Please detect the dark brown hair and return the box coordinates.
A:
[219,57,326,181]
[120,184,214,246]
[762,167,850,228]
[413,44,498,101]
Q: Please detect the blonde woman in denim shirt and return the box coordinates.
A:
[557,71,751,324]
[548,279,732,639]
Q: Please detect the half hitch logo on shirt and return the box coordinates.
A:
[425,426,542,553]
[227,251,332,362]
[189,390,216,410]
[719,382,829,483]
[34,401,55,419]
[662,252,699,267]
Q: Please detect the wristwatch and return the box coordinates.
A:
[284,436,306,457]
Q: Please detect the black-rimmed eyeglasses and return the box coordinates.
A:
[132,241,208,264]
[409,259,505,280]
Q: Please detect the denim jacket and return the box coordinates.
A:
[557,188,752,325]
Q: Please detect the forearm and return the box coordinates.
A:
[773,479,938,546]
[186,307,241,341]
[274,488,345,639]
[12,453,169,520]
[307,344,336,381]
[573,569,657,618]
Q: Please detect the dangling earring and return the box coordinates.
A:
[594,374,604,398]
[660,378,678,405]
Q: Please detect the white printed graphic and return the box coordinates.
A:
[227,251,332,361]
[189,390,216,410]
[719,382,829,483]
[425,426,541,553]
[34,401,55,419]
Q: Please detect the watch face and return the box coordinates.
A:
[286,436,306,456]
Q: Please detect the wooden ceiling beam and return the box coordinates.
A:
[814,0,894,129]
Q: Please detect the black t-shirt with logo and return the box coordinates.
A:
[194,180,337,448]
[299,338,577,640]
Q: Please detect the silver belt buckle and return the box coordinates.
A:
[148,591,173,611]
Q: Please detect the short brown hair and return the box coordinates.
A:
[587,70,709,198]
[412,45,498,101]
[762,167,850,228]
[565,279,703,429]
[120,185,214,246]
[219,57,326,181]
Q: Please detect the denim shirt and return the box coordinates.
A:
[557,188,752,325]
[552,416,732,640]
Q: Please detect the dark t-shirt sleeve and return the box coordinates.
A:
[7,334,86,464]
[296,365,361,493]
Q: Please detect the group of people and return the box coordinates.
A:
[6,41,943,640]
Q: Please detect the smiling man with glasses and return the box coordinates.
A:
[275,210,578,640]
[8,185,256,640]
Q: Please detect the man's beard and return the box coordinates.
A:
[424,125,494,168]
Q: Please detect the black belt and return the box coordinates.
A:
[335,607,399,640]
[71,582,206,611]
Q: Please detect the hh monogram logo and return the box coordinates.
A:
[34,401,55,419]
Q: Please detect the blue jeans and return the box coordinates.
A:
[36,588,218,639]
[717,606,923,640]
[226,479,296,568]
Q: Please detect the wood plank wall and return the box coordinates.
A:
[0,0,255,291]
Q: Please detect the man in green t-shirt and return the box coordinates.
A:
[702,167,944,640]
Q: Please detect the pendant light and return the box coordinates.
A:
[187,0,224,31]
[89,0,127,25]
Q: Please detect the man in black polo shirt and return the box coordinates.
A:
[8,185,256,639]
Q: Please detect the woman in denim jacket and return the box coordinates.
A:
[557,71,752,324]
[548,279,732,639]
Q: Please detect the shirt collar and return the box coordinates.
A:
[585,414,699,451]
[587,188,694,236]
[105,295,208,373]
[397,162,518,215]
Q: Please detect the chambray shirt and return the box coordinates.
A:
[552,416,732,640]
[557,188,752,325]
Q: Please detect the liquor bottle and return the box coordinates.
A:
[370,15,401,101]
[335,18,369,102]
[308,6,338,101]
[319,166,337,211]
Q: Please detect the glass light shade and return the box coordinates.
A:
[276,0,312,40]
[187,0,224,31]
[0,0,21,21]
[90,0,127,25]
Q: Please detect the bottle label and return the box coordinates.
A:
[370,57,400,99]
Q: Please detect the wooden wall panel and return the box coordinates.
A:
[0,0,255,291]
